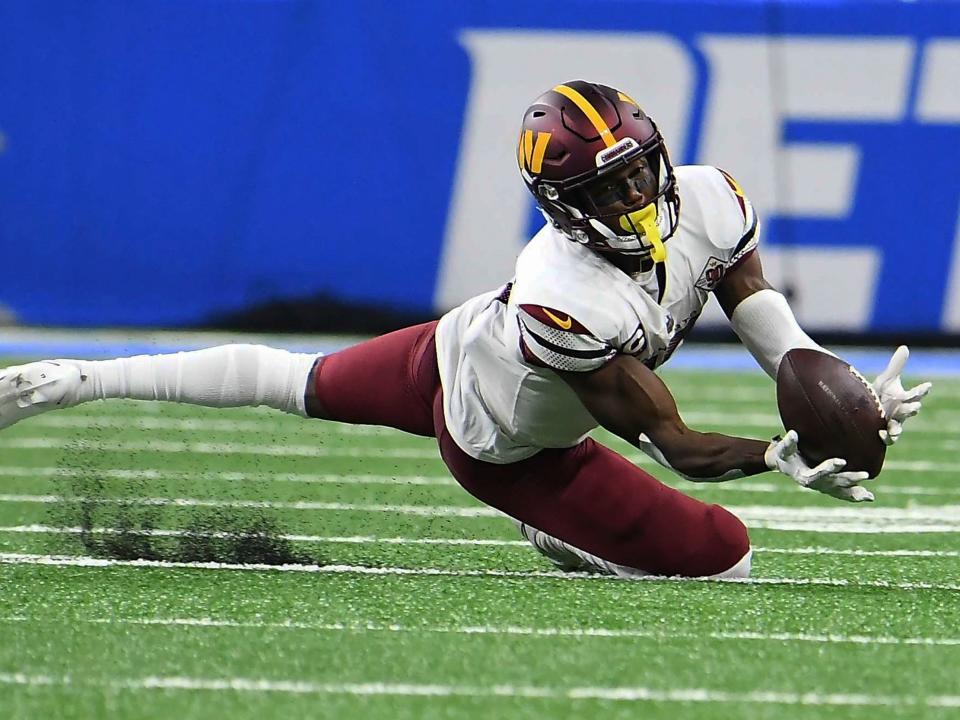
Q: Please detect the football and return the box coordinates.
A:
[776,348,887,478]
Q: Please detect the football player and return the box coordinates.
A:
[0,81,931,579]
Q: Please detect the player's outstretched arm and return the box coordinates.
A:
[716,252,933,447]
[559,354,771,481]
[560,355,874,501]
[0,345,319,430]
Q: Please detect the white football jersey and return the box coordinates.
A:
[435,165,758,463]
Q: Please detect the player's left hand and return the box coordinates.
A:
[765,430,873,502]
[871,346,932,446]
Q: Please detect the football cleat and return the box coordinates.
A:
[515,520,593,573]
[0,361,83,430]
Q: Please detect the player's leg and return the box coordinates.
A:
[306,321,439,437]
[0,321,440,436]
[435,411,750,578]
[515,519,751,579]
[0,345,318,430]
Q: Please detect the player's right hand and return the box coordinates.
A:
[0,361,82,430]
[764,430,874,503]
[871,346,932,446]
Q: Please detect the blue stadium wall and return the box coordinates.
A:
[0,0,958,334]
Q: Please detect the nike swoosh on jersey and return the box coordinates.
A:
[543,308,573,330]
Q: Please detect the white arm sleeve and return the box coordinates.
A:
[729,288,832,380]
[69,345,319,417]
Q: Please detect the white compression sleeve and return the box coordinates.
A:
[66,345,319,417]
[729,288,832,380]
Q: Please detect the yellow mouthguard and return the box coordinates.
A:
[619,205,666,263]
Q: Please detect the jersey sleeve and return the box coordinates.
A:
[715,168,759,271]
[516,303,617,372]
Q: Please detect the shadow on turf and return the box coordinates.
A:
[46,474,323,566]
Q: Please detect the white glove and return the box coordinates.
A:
[765,430,873,502]
[871,346,932,446]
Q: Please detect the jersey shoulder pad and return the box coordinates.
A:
[713,167,759,261]
[515,304,616,373]
[675,165,759,266]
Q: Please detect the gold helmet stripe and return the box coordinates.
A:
[553,84,616,148]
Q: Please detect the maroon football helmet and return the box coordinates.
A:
[517,80,680,262]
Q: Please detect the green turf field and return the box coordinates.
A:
[1,359,958,719]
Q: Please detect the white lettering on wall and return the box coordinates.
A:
[438,32,944,331]
[919,41,960,330]
[698,36,913,218]
[695,37,913,329]
[917,40,960,122]
[698,246,882,330]
[945,206,960,331]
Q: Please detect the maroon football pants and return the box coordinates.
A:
[312,321,749,577]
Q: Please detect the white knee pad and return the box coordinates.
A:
[710,547,753,580]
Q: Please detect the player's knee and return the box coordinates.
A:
[304,356,329,419]
[656,504,751,578]
[703,505,751,578]
[712,547,752,579]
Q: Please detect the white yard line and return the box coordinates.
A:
[0,525,527,546]
[679,410,959,435]
[753,546,960,557]
[0,438,441,460]
[656,387,776,402]
[0,495,956,521]
[2,437,958,473]
[0,495,503,517]
[0,465,458,487]
[0,672,957,706]
[669,384,960,404]
[32,415,395,436]
[1,526,957,558]
[2,553,960,591]
[28,411,960,436]
[722,481,960,497]
[3,615,959,647]
[1,465,956,496]
[2,496,960,533]
[879,460,960,473]
[749,521,960,533]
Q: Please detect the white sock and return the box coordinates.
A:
[66,344,319,417]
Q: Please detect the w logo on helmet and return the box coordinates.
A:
[517,129,552,175]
